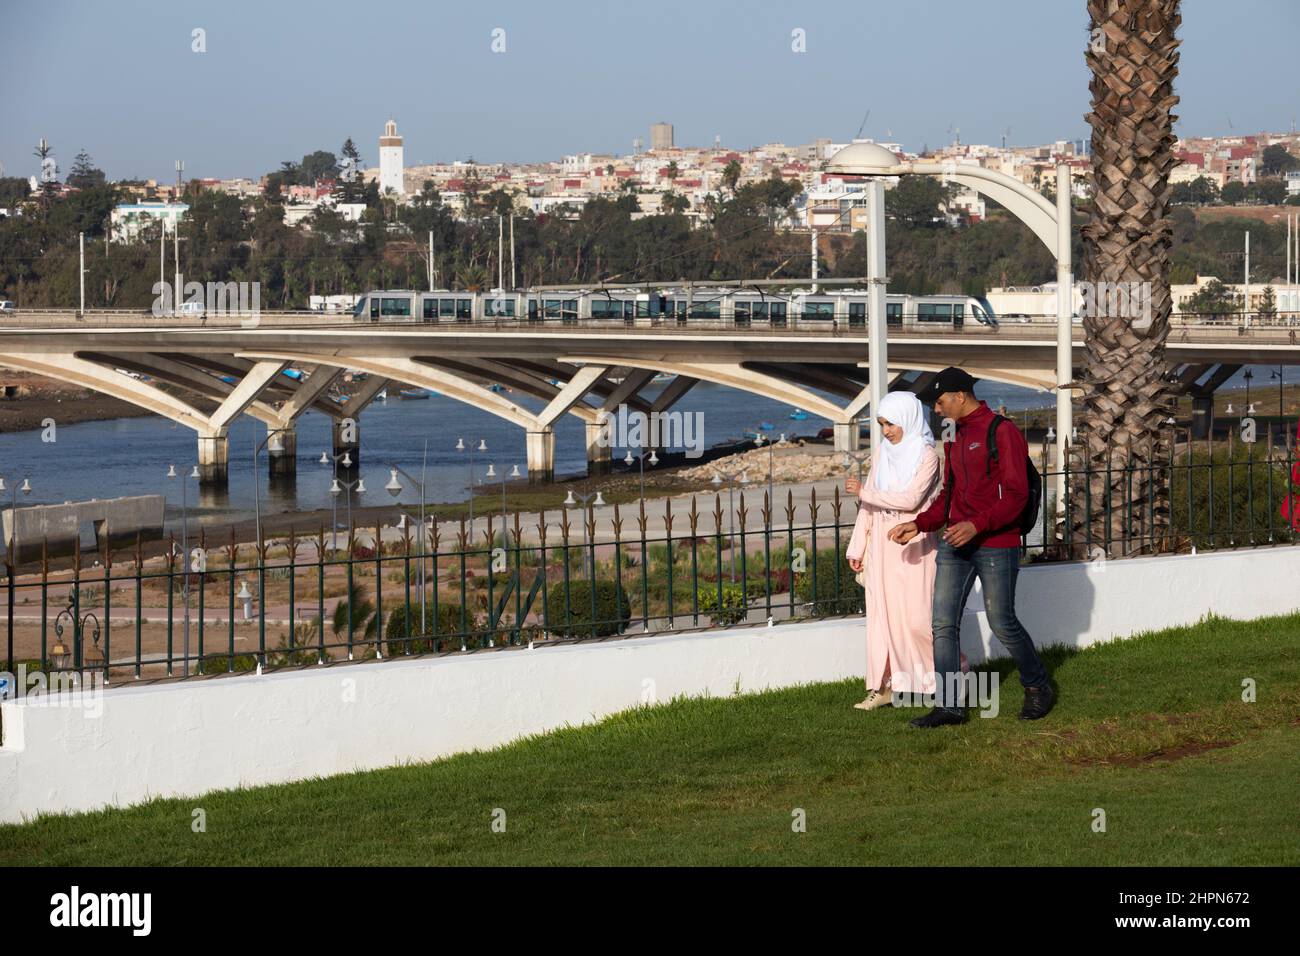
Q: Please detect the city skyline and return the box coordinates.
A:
[2,0,1296,182]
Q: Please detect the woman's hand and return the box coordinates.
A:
[845,475,860,496]
[888,521,920,545]
[848,556,863,573]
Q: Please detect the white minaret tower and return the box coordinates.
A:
[379,119,404,197]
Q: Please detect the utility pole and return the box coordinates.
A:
[810,225,818,294]
[174,219,181,311]
[1244,230,1251,327]
[78,232,85,316]
[427,230,434,291]
[497,214,504,290]
[509,213,516,290]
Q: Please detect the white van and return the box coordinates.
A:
[0,301,15,314]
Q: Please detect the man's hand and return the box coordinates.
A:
[848,556,863,573]
[888,521,919,545]
[845,475,860,496]
[943,521,978,548]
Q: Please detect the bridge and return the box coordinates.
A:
[1,310,1293,485]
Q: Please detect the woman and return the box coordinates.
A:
[845,391,942,710]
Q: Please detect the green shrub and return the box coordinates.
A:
[545,579,632,638]
[385,602,470,655]
[696,584,748,625]
[794,547,863,616]
[199,652,258,674]
[1171,446,1294,548]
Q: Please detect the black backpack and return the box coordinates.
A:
[944,414,1042,544]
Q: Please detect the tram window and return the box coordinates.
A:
[440,299,455,318]
[753,302,768,319]
[848,302,866,327]
[369,298,379,319]
[917,303,953,323]
[381,297,411,317]
[887,303,902,326]
[770,302,787,326]
[528,299,539,321]
[542,299,561,319]
[562,299,579,322]
[689,301,720,319]
[487,296,515,318]
[592,299,617,318]
[735,301,752,322]
[623,301,636,321]
[422,298,438,321]
[636,300,652,318]
[953,305,964,327]
[804,301,834,320]
[456,299,472,320]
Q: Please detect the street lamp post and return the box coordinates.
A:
[484,462,521,540]
[319,450,353,548]
[1,475,33,674]
[456,437,488,534]
[253,428,288,547]
[562,489,605,580]
[710,469,748,582]
[623,448,658,509]
[329,475,366,535]
[166,463,199,676]
[751,431,788,512]
[385,456,432,631]
[825,143,1074,507]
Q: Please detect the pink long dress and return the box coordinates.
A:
[845,447,941,694]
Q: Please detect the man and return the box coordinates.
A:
[887,367,1055,727]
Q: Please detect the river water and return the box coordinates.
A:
[3,370,1266,531]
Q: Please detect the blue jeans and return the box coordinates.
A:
[931,540,1049,712]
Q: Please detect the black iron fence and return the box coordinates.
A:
[3,429,1297,682]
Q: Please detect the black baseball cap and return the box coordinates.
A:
[917,367,978,404]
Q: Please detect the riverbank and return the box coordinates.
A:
[0,373,154,432]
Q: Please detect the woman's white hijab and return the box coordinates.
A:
[873,391,935,492]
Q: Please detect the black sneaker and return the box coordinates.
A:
[1018,685,1056,720]
[909,707,967,728]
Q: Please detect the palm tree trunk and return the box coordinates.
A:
[1075,0,1182,557]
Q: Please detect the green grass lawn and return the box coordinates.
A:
[3,611,1298,866]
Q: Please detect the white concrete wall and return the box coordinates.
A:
[2,544,1297,824]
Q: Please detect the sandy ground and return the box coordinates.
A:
[0,372,153,433]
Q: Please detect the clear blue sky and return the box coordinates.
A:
[2,0,1295,182]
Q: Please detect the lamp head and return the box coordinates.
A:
[456,438,465,451]
[354,479,366,494]
[385,468,402,498]
[592,491,605,506]
[563,490,576,506]
[329,479,342,496]
[166,464,177,478]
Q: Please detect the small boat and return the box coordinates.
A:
[219,374,237,384]
[651,373,673,383]
[759,421,775,431]
[375,388,388,402]
[487,383,508,393]
[282,368,305,382]
[789,409,809,421]
[399,388,431,400]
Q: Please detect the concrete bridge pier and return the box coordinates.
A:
[832,421,862,453]
[268,428,297,479]
[331,419,360,472]
[585,420,612,476]
[197,431,229,487]
[527,430,555,485]
[1190,394,1214,441]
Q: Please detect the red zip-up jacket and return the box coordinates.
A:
[914,400,1028,549]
